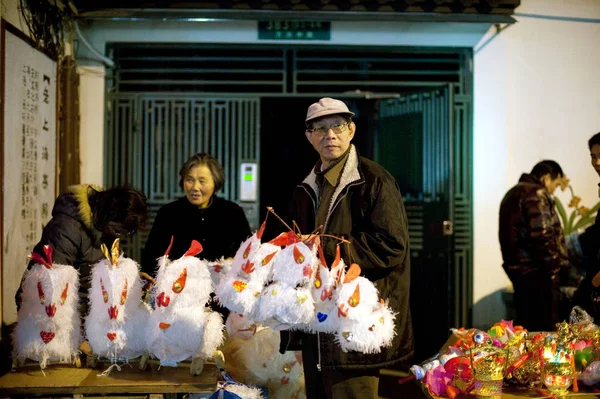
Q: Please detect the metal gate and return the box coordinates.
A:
[378,86,472,360]
[105,95,260,261]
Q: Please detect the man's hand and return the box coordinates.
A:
[592,272,600,288]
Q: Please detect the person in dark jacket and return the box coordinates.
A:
[282,98,413,399]
[573,132,600,319]
[499,160,569,332]
[15,184,149,310]
[141,152,251,278]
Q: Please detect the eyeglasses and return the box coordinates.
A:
[307,122,349,137]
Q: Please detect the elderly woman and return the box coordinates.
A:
[141,153,251,276]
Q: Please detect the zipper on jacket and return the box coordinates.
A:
[323,180,363,232]
[317,332,322,371]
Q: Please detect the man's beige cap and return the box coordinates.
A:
[305,97,355,123]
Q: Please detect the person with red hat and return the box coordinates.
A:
[280,97,414,398]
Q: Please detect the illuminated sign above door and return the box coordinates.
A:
[258,21,331,40]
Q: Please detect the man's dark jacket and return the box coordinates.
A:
[284,145,413,371]
[499,173,568,277]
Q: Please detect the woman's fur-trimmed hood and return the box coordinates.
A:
[66,184,102,230]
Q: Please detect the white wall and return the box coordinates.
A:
[1,0,27,32]
[78,66,105,186]
[473,0,600,327]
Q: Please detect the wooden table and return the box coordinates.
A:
[0,363,218,399]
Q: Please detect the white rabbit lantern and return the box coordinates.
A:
[85,239,151,362]
[335,263,396,354]
[306,244,346,334]
[13,245,81,368]
[206,257,233,288]
[254,233,318,329]
[146,238,224,374]
[216,220,280,317]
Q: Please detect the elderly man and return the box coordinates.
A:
[281,97,413,399]
[499,160,569,332]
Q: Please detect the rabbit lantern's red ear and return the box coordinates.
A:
[317,244,327,268]
[332,245,341,268]
[268,231,301,246]
[30,245,53,269]
[164,236,175,257]
[183,240,203,257]
[256,220,267,240]
[343,263,361,284]
[304,235,320,248]
[43,245,53,265]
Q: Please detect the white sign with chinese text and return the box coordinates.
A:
[2,29,57,325]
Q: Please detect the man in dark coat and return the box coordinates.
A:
[281,98,413,399]
[499,160,569,332]
[573,132,600,319]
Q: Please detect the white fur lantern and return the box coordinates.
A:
[215,220,281,317]
[85,239,151,361]
[13,245,81,367]
[206,257,232,288]
[306,245,346,334]
[334,264,396,354]
[254,235,318,329]
[146,239,224,367]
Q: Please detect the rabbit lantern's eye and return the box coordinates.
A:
[293,245,305,264]
[172,268,187,293]
[314,267,322,289]
[243,242,252,259]
[348,284,360,307]
[100,279,109,303]
[60,283,69,305]
[120,279,128,305]
[282,361,296,373]
[261,251,277,266]
[37,281,45,305]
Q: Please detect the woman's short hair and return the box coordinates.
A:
[89,186,148,237]
[178,153,225,192]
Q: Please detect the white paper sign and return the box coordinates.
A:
[2,28,57,324]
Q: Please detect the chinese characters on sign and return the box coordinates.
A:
[258,21,331,41]
[3,28,57,324]
[19,67,52,248]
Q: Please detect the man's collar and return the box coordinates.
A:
[314,148,351,187]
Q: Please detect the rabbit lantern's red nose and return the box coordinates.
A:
[108,305,119,319]
[45,304,56,317]
[157,292,171,307]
